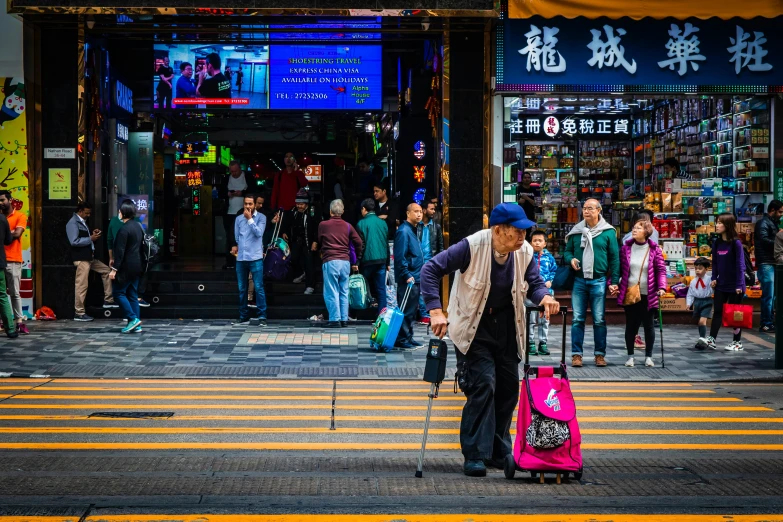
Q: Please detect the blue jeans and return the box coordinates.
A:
[571,276,607,356]
[113,276,140,321]
[237,259,267,321]
[323,260,350,322]
[758,264,775,327]
[361,264,387,312]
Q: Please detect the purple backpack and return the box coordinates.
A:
[263,213,290,281]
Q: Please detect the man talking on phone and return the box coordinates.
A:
[66,202,116,322]
[420,203,559,477]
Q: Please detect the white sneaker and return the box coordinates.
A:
[293,274,306,284]
[724,341,744,351]
[645,357,654,367]
[697,336,716,350]
[304,287,314,295]
[624,357,634,367]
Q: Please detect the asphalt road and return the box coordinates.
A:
[1,378,783,520]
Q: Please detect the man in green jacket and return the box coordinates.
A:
[356,198,389,313]
[564,198,619,368]
[108,200,150,308]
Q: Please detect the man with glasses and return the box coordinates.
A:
[564,199,619,367]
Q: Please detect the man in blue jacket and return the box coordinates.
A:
[393,203,423,349]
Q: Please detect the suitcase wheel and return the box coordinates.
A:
[503,454,516,480]
[573,468,583,480]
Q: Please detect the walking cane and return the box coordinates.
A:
[416,338,448,478]
[658,307,665,369]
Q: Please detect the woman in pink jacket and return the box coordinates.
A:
[617,219,668,368]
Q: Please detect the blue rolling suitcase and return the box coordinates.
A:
[370,282,414,352]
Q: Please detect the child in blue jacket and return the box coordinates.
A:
[529,230,557,355]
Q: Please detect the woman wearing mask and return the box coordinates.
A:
[699,212,746,352]
[109,200,145,334]
[616,219,667,367]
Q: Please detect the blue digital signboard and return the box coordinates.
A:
[269,45,382,110]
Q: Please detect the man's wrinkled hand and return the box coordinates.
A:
[430,309,448,339]
[539,295,560,320]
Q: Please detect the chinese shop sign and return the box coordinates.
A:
[502,16,783,86]
[775,168,783,202]
[508,114,630,140]
[48,168,71,200]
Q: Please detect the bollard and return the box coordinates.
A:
[776,264,783,369]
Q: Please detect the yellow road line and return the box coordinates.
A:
[0,404,771,411]
[1,415,780,423]
[10,394,741,402]
[0,442,782,451]
[25,386,717,394]
[0,515,772,522]
[70,515,783,522]
[46,379,697,387]
[2,427,782,436]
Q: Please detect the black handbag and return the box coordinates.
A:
[552,265,575,291]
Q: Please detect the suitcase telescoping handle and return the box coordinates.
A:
[524,305,569,370]
[398,281,415,311]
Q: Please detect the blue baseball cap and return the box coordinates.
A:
[489,203,536,230]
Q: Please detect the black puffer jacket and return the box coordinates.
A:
[754,214,780,265]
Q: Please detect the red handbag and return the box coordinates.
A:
[722,303,753,329]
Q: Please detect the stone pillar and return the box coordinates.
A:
[29,20,81,318]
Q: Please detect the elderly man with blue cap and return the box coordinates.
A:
[420,203,559,477]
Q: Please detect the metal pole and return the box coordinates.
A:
[776,264,783,369]
[415,382,438,478]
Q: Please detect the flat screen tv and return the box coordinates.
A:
[153,43,381,111]
[154,43,269,110]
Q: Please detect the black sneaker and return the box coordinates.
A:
[248,300,257,309]
[463,459,487,477]
[259,317,267,327]
[137,299,151,308]
[74,314,94,322]
[232,319,250,326]
[103,300,119,308]
[760,325,775,333]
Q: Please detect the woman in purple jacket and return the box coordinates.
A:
[617,219,667,367]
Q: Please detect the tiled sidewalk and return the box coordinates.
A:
[0,319,779,381]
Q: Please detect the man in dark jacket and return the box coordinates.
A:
[66,202,116,321]
[416,200,444,325]
[393,203,424,349]
[0,213,17,337]
[357,198,389,313]
[754,199,783,333]
[283,188,319,295]
[373,182,399,240]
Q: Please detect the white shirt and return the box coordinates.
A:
[227,174,248,214]
[627,242,650,295]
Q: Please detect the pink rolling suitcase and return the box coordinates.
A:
[504,305,583,483]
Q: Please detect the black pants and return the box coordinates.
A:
[396,281,419,344]
[157,89,172,108]
[710,290,743,341]
[291,241,315,288]
[624,299,655,357]
[456,308,520,461]
[223,213,237,266]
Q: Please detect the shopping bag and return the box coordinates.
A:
[349,273,370,310]
[721,303,753,329]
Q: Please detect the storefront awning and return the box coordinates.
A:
[510,0,783,20]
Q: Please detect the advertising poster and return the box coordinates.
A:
[0,77,33,318]
[270,45,382,110]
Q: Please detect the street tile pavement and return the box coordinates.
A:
[0,319,779,381]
